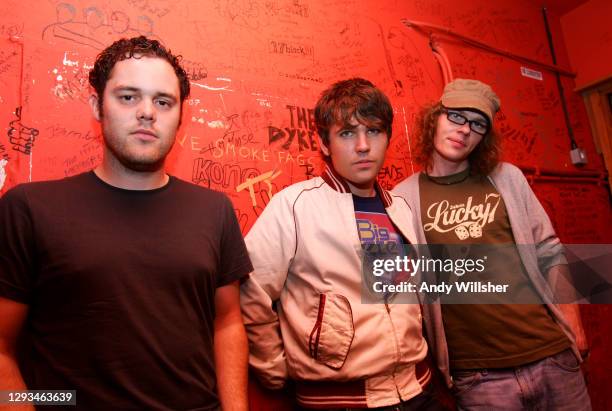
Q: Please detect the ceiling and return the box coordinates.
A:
[529,0,589,15]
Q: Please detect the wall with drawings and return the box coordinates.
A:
[0,0,610,409]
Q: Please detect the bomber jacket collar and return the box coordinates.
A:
[321,164,393,208]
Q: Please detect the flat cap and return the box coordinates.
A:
[441,78,500,123]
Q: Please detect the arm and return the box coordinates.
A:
[520,180,566,272]
[239,192,296,389]
[512,166,588,355]
[557,303,588,355]
[214,281,248,411]
[0,297,33,411]
[0,187,35,409]
[547,265,589,356]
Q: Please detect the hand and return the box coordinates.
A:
[580,350,590,385]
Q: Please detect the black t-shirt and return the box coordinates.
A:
[0,172,253,410]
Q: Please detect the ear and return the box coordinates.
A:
[317,134,330,157]
[89,93,101,122]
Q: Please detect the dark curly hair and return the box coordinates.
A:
[414,102,501,176]
[89,36,190,109]
[314,78,393,147]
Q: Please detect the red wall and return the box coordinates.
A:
[0,0,609,409]
[560,0,612,88]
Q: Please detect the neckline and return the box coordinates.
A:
[424,167,471,185]
[88,170,174,194]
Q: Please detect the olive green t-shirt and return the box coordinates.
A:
[419,168,569,370]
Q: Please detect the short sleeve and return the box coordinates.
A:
[0,185,35,303]
[217,195,253,287]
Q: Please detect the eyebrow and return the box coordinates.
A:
[339,120,382,130]
[450,110,487,122]
[339,123,359,130]
[111,86,178,102]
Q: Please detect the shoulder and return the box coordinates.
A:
[170,176,232,206]
[2,173,88,204]
[251,177,330,225]
[270,177,328,205]
[488,162,530,193]
[489,162,524,180]
[392,172,422,197]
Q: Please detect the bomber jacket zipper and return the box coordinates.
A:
[384,295,403,398]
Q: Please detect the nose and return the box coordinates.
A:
[137,99,156,122]
[355,130,370,153]
[457,121,471,135]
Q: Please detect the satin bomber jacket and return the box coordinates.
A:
[240,167,430,408]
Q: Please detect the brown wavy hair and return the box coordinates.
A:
[414,102,501,176]
[314,78,393,147]
[89,36,190,110]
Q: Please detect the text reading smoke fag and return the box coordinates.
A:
[372,256,487,277]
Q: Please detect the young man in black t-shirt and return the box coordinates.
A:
[0,37,252,410]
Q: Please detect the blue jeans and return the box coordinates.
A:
[451,349,591,410]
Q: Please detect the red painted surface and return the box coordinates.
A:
[531,0,588,16]
[0,0,609,409]
[560,0,612,88]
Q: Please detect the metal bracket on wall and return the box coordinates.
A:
[429,35,453,85]
[401,19,576,78]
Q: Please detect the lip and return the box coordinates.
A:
[353,160,376,169]
[131,129,158,140]
[447,137,467,148]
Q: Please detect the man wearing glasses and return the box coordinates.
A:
[394,79,591,409]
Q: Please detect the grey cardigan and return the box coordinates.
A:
[392,162,579,387]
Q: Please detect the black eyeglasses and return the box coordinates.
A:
[445,110,490,135]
